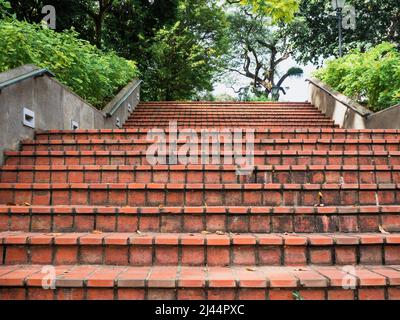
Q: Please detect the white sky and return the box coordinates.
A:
[213,57,318,102]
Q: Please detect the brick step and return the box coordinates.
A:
[124,118,335,122]
[123,125,340,129]
[139,101,311,104]
[134,107,317,111]
[128,112,328,116]
[1,231,399,267]
[1,164,399,184]
[138,101,313,105]
[1,205,399,234]
[20,139,400,152]
[135,106,316,110]
[130,109,325,113]
[35,129,400,140]
[128,112,324,116]
[127,114,328,119]
[0,183,399,207]
[5,150,400,166]
[36,129,400,140]
[0,264,399,300]
[123,120,336,125]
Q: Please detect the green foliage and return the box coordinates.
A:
[239,0,300,22]
[284,0,400,64]
[0,19,138,108]
[222,10,303,100]
[142,0,229,101]
[314,43,400,111]
[0,0,10,18]
[292,291,304,300]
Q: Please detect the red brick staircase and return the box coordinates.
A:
[0,101,400,300]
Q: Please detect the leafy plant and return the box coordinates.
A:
[0,0,10,18]
[235,0,300,22]
[314,42,400,111]
[292,291,304,300]
[142,0,228,101]
[283,0,400,65]
[0,19,138,108]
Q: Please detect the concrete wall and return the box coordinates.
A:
[367,104,400,129]
[308,78,400,129]
[103,79,141,128]
[0,65,141,164]
[308,78,370,129]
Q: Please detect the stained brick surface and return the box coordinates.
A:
[0,102,400,300]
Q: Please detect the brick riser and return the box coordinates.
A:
[18,139,400,152]
[4,151,400,166]
[34,129,400,140]
[1,165,400,184]
[1,102,400,300]
[1,232,400,267]
[0,183,399,207]
[1,205,399,233]
[1,265,399,300]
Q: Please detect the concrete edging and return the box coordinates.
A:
[308,77,400,129]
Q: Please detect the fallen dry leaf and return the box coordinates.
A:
[246,267,257,272]
[379,225,390,234]
[45,233,63,237]
[294,268,307,272]
[91,230,103,234]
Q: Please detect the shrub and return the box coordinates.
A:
[314,42,400,112]
[0,19,139,108]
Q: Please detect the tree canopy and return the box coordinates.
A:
[283,0,400,65]
[222,9,303,101]
[229,0,300,22]
[3,0,399,107]
[0,19,138,107]
[314,42,400,110]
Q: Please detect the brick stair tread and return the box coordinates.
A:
[7,150,400,156]
[1,204,400,213]
[1,231,400,246]
[36,128,400,134]
[2,164,399,170]
[21,138,400,145]
[0,182,399,189]
[1,264,399,289]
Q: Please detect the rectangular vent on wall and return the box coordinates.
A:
[71,120,79,130]
[23,108,35,128]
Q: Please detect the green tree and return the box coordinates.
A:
[10,0,179,50]
[9,0,225,101]
[223,10,303,101]
[142,0,229,101]
[283,0,400,64]
[314,42,400,111]
[0,0,11,18]
[0,19,138,108]
[227,0,300,22]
